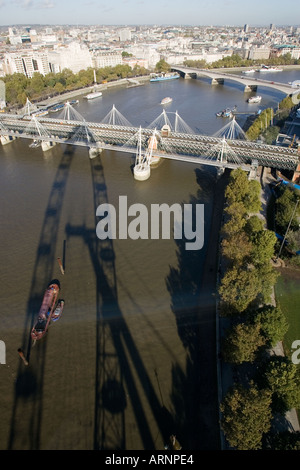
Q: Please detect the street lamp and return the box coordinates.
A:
[277,197,299,260]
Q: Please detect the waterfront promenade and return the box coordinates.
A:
[216,166,300,450]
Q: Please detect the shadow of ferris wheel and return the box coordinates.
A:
[8,145,74,450]
[65,155,176,450]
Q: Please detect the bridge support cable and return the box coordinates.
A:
[204,137,244,167]
[21,97,38,116]
[62,101,86,122]
[100,105,133,127]
[22,115,57,150]
[213,117,248,141]
[147,110,194,134]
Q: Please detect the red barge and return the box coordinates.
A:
[31,281,60,341]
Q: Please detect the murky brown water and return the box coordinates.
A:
[2,72,290,449]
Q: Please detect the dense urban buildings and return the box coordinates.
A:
[0,24,300,77]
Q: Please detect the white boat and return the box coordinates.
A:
[85,91,102,100]
[242,69,256,74]
[160,97,172,105]
[247,95,262,103]
[258,65,283,72]
[29,139,41,148]
[51,299,64,322]
[85,69,102,100]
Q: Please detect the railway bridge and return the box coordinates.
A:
[0,102,299,180]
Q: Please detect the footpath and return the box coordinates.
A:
[216,166,299,451]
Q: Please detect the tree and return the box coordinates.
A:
[244,179,261,213]
[250,229,277,265]
[222,201,247,235]
[155,59,170,73]
[225,168,249,205]
[219,265,261,313]
[276,186,300,234]
[221,231,252,265]
[54,82,64,94]
[256,262,279,305]
[263,356,300,414]
[244,215,264,236]
[286,230,300,253]
[264,430,300,450]
[222,321,265,364]
[251,305,289,347]
[220,382,272,449]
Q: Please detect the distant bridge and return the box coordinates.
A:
[0,103,299,176]
[172,66,297,95]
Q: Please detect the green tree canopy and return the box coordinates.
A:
[220,382,272,450]
[225,168,249,205]
[256,262,279,305]
[222,321,265,364]
[244,215,264,236]
[219,265,261,313]
[244,179,262,213]
[221,231,252,266]
[250,229,277,265]
[155,59,170,73]
[263,356,300,414]
[276,187,300,234]
[250,305,289,347]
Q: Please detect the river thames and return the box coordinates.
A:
[0,68,299,450]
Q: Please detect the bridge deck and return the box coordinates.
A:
[1,113,299,171]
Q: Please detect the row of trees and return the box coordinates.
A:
[184,53,300,70]
[2,63,150,108]
[245,95,299,143]
[218,169,300,450]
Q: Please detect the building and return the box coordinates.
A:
[122,57,148,69]
[119,29,131,42]
[271,45,300,60]
[48,42,92,73]
[91,51,123,68]
[248,45,271,60]
[3,51,50,77]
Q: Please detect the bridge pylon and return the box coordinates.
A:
[24,115,56,151]
[0,120,16,145]
[133,126,151,181]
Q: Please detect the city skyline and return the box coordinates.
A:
[0,0,300,27]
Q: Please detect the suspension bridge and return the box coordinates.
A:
[0,99,299,181]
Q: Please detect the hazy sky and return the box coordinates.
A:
[0,0,299,27]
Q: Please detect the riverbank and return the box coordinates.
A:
[212,65,300,73]
[35,76,150,108]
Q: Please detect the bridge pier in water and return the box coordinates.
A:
[211,78,224,85]
[41,140,56,151]
[244,84,258,92]
[89,147,102,159]
[1,135,16,145]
